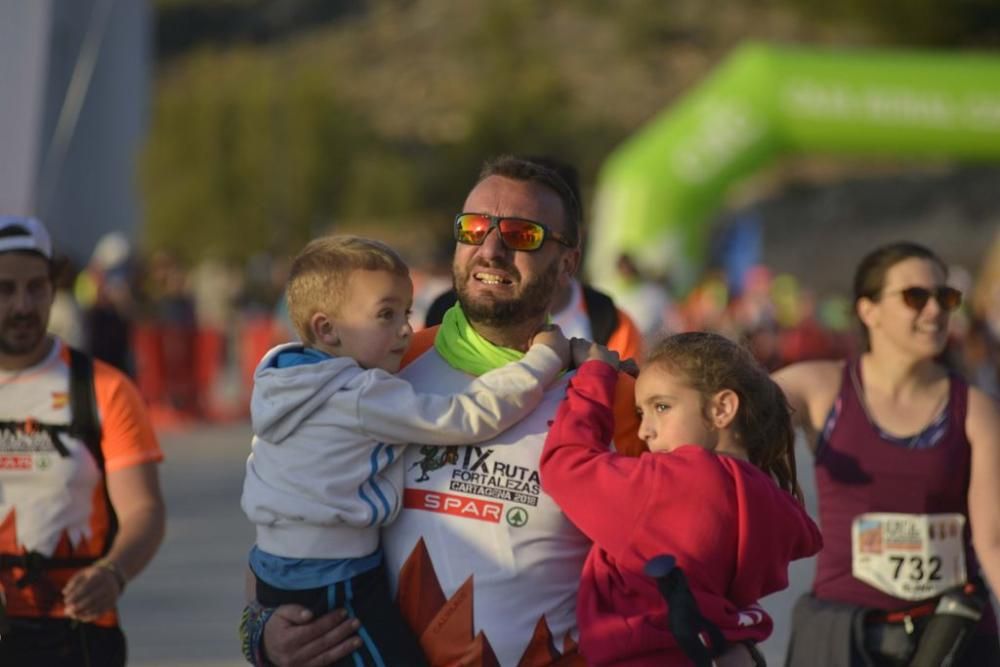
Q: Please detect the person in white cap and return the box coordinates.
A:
[0,216,166,666]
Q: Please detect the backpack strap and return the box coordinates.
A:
[582,284,619,346]
[68,346,103,470]
[67,347,118,556]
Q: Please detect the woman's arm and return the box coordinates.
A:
[966,387,1000,595]
[62,461,166,620]
[772,360,842,452]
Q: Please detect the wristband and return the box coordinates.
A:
[94,559,127,593]
[240,600,276,667]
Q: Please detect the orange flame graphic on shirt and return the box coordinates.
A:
[395,538,584,666]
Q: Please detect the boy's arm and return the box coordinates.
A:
[355,344,563,445]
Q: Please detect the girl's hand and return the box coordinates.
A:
[570,338,620,369]
[532,324,571,369]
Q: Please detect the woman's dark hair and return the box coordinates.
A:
[852,242,948,350]
[646,331,802,502]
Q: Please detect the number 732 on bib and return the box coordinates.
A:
[851,512,967,601]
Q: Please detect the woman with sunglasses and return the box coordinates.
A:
[775,241,1000,666]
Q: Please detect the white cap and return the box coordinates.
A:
[0,216,52,259]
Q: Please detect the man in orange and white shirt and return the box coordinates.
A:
[254,158,760,667]
[0,216,165,666]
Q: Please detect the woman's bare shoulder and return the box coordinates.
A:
[773,359,845,390]
[773,360,845,435]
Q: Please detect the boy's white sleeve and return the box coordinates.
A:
[355,345,562,445]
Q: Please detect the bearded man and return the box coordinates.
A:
[244,157,759,667]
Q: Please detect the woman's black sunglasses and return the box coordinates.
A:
[881,285,962,312]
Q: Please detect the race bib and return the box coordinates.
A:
[852,513,966,600]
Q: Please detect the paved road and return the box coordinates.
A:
[120,422,255,667]
[119,423,819,666]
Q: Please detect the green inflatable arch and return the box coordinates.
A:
[586,42,1000,296]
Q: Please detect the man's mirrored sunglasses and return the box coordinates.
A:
[454,213,574,252]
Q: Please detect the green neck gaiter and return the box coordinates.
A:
[434,304,525,376]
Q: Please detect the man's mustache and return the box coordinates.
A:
[3,314,41,328]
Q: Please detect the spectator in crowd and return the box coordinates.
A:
[75,232,136,375]
[47,254,86,350]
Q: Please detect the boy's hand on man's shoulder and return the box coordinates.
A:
[532,324,571,369]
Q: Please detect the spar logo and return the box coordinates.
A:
[506,506,529,527]
[404,489,502,523]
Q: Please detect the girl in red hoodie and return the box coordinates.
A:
[540,331,823,666]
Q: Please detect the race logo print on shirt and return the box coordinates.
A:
[409,445,541,506]
[0,421,66,471]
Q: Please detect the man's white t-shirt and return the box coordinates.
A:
[383,347,590,666]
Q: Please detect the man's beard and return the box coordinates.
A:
[0,314,46,356]
[455,258,560,329]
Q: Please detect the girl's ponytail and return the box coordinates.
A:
[741,376,801,502]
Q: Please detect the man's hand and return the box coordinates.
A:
[262,604,362,667]
[532,324,571,369]
[62,564,122,621]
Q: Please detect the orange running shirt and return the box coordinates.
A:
[0,339,162,625]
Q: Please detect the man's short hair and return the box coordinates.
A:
[286,235,410,344]
[477,155,581,247]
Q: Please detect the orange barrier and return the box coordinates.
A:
[161,322,199,416]
[133,316,286,429]
[133,324,167,408]
[241,316,279,403]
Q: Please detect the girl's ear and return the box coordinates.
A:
[709,389,739,430]
[310,312,340,347]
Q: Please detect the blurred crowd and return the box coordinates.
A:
[49,230,1000,429]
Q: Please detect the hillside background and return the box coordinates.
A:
[142,0,1000,293]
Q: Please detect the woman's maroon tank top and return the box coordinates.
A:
[812,360,980,612]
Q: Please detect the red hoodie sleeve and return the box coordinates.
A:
[540,360,657,551]
[724,458,824,606]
